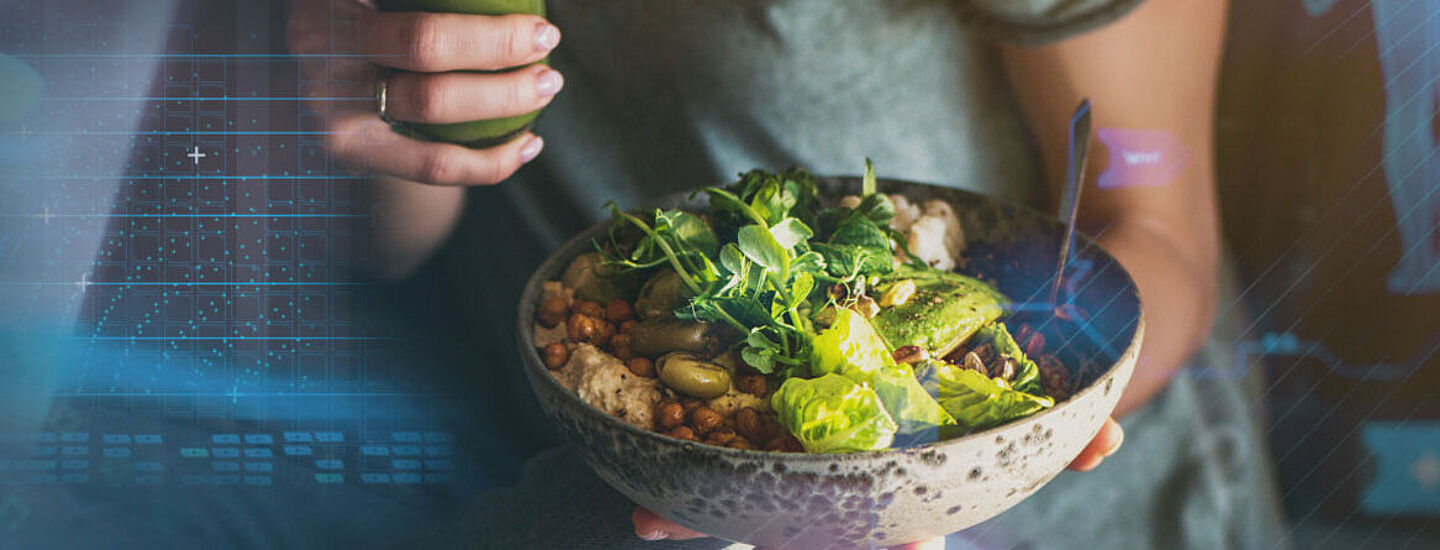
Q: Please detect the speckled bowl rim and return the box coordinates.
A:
[515,176,1142,464]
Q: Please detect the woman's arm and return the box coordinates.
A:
[1000,0,1228,416]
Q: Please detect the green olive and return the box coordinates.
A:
[561,252,642,303]
[634,269,692,320]
[631,318,714,357]
[656,352,732,399]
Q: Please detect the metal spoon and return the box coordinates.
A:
[1049,99,1092,307]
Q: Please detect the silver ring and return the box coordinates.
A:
[375,69,393,124]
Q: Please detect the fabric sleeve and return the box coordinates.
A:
[959,0,1146,46]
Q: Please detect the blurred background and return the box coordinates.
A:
[0,0,1436,548]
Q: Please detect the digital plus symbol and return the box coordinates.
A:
[15,125,30,141]
[1413,450,1440,492]
[187,146,207,166]
[37,207,54,225]
[75,271,90,291]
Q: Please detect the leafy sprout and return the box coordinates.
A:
[598,162,902,378]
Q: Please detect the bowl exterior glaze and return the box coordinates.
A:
[516,178,1141,548]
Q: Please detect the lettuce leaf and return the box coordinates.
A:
[972,323,1044,396]
[771,373,898,453]
[811,308,957,432]
[933,361,1054,431]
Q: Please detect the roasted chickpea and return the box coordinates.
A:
[681,398,704,411]
[727,438,753,450]
[708,426,738,444]
[567,313,596,343]
[665,426,698,442]
[626,357,655,378]
[612,345,634,361]
[609,333,633,352]
[618,320,637,334]
[734,407,763,442]
[656,401,685,429]
[537,295,568,328]
[606,299,634,323]
[542,342,569,370]
[567,313,614,347]
[705,429,738,447]
[689,407,723,434]
[572,300,604,319]
[757,413,785,442]
[735,374,767,396]
[765,433,804,453]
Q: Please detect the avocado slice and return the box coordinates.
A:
[868,266,1006,358]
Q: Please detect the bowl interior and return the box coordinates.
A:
[516,175,1141,455]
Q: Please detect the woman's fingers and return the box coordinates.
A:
[1067,417,1123,472]
[878,538,946,550]
[385,63,563,123]
[329,118,543,186]
[756,538,944,550]
[361,11,559,72]
[633,506,945,549]
[631,508,708,542]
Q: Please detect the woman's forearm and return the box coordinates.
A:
[1000,0,1228,416]
[1097,216,1218,417]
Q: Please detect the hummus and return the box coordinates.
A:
[553,344,662,430]
[706,386,770,417]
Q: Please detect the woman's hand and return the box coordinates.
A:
[287,0,563,185]
[630,418,1123,547]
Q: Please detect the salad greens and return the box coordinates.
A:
[811,308,956,432]
[932,362,1054,431]
[973,323,1044,396]
[603,162,895,378]
[770,373,898,453]
[925,323,1054,430]
[597,161,1064,452]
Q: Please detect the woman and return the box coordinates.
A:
[289,0,1287,547]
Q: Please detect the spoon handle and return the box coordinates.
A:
[1050,99,1092,307]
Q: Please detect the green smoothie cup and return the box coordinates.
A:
[376,0,547,148]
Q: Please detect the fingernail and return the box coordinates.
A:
[636,529,669,541]
[519,135,545,163]
[1104,427,1124,457]
[535,69,564,96]
[534,23,561,52]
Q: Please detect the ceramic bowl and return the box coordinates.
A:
[516,177,1142,548]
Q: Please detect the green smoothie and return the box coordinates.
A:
[376,0,547,148]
